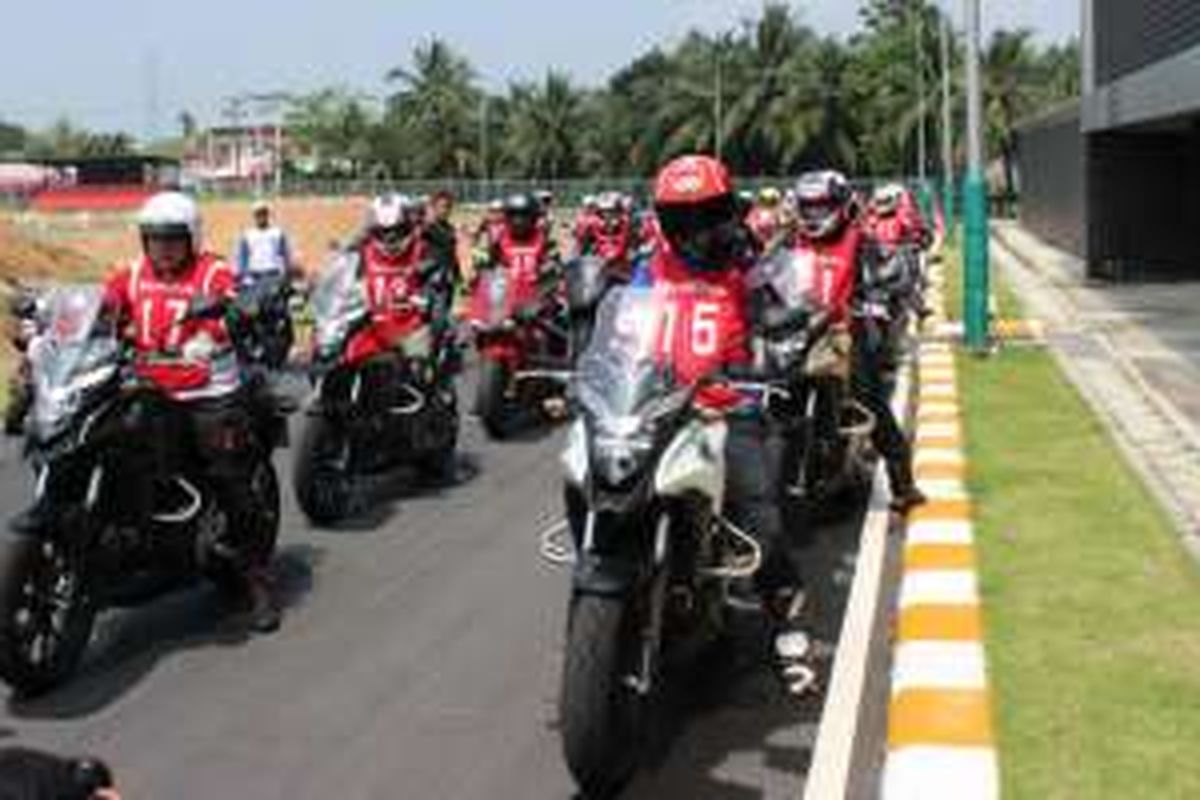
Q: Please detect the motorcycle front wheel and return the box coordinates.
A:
[475,359,511,440]
[0,535,96,696]
[559,593,645,798]
[293,415,356,524]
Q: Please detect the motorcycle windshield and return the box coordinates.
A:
[574,286,683,426]
[30,285,119,438]
[311,255,367,351]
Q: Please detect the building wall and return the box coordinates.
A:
[1094,0,1200,85]
[1017,106,1086,258]
[1087,125,1200,280]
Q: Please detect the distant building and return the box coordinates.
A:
[184,125,295,187]
[1018,1,1200,280]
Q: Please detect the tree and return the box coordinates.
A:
[502,71,586,179]
[0,121,26,156]
[983,29,1040,197]
[384,38,482,177]
[285,88,378,176]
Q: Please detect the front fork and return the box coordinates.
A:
[568,498,672,697]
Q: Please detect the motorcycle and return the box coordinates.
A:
[468,263,571,439]
[551,285,765,797]
[753,252,876,518]
[292,258,459,525]
[236,273,295,370]
[0,286,287,695]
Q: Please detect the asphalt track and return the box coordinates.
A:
[0,368,871,799]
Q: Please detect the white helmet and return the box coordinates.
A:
[872,183,905,217]
[368,193,414,231]
[138,191,202,251]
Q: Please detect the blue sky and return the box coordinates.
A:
[0,1,1078,137]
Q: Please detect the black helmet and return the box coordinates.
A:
[504,193,539,239]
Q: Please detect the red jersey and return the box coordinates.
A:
[788,223,864,324]
[353,236,430,360]
[573,211,600,249]
[495,226,552,285]
[103,252,239,399]
[645,240,750,410]
[746,206,779,246]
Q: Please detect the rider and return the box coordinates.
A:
[348,194,454,377]
[868,183,931,253]
[234,201,294,283]
[572,195,600,253]
[746,186,784,250]
[487,193,561,285]
[577,191,636,281]
[12,192,281,631]
[789,171,926,513]
[631,155,811,693]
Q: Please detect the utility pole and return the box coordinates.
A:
[963,0,990,350]
[939,6,955,234]
[913,2,927,185]
[479,95,490,185]
[714,49,724,160]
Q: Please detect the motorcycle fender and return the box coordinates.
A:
[572,552,639,596]
[560,420,588,487]
[571,513,640,596]
[654,419,727,511]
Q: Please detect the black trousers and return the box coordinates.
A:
[723,414,798,595]
[851,325,914,493]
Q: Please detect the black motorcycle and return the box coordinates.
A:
[0,286,287,695]
[293,258,459,525]
[754,252,876,517]
[236,274,295,370]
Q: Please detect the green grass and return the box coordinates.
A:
[938,237,1023,322]
[960,348,1200,799]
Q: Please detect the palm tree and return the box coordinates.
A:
[385,38,482,177]
[502,71,585,179]
[983,29,1039,197]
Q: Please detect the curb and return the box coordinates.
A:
[880,263,1000,799]
[802,354,913,800]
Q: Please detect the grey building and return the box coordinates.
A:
[1018,0,1200,280]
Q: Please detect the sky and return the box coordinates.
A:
[0,1,1078,138]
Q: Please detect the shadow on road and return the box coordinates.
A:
[6,543,324,721]
[309,450,484,534]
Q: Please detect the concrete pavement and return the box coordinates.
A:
[992,222,1200,556]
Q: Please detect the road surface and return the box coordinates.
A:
[0,371,869,799]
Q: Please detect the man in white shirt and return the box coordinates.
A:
[235,201,293,281]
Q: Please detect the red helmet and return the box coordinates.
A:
[653,155,740,270]
[653,155,733,205]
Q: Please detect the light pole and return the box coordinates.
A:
[962,0,990,349]
[939,5,955,234]
[913,2,927,185]
[714,50,724,160]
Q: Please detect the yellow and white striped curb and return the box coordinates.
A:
[881,272,999,799]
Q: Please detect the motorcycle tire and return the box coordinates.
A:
[293,416,356,525]
[476,360,511,440]
[559,593,641,798]
[0,535,96,696]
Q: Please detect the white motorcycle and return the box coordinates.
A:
[548,285,765,798]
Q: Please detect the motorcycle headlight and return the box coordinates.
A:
[32,385,81,441]
[591,417,655,487]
